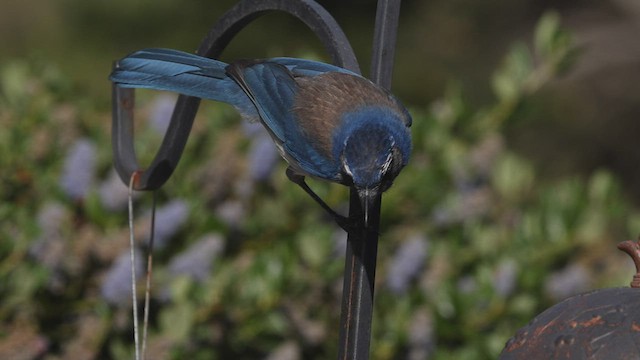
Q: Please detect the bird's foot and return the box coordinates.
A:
[333,214,359,233]
[286,167,356,232]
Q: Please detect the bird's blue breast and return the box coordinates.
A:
[283,105,411,184]
[332,106,411,165]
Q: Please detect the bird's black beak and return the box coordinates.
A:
[357,187,381,228]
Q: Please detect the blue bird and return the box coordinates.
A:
[110,48,412,228]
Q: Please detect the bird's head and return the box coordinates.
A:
[337,108,411,226]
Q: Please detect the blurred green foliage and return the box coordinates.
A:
[0,8,637,360]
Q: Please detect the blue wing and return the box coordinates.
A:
[270,57,358,77]
[226,60,341,179]
[226,61,295,143]
[109,48,254,115]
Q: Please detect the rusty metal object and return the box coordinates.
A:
[500,239,640,359]
[617,239,640,288]
[500,288,640,359]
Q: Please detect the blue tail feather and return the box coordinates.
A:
[110,48,255,115]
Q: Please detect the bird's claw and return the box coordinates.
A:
[286,167,356,231]
[285,167,305,185]
[334,214,358,232]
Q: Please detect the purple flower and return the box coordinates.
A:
[143,199,189,249]
[167,233,225,282]
[100,251,143,306]
[247,133,279,182]
[431,187,492,226]
[215,200,246,228]
[98,169,139,212]
[544,264,591,301]
[407,310,435,360]
[457,275,477,294]
[149,94,176,134]
[241,121,266,138]
[492,259,518,298]
[241,122,279,183]
[470,134,503,176]
[234,177,255,201]
[60,138,97,201]
[385,235,429,294]
[264,341,300,360]
[332,229,348,258]
[30,202,68,268]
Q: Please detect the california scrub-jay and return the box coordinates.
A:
[110,48,411,228]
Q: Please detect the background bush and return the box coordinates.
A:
[1,1,639,359]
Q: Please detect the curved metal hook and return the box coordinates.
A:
[370,0,402,89]
[111,0,359,190]
[112,82,200,190]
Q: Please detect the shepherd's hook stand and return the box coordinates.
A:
[111,0,403,358]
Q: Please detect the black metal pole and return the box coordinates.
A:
[338,191,381,360]
[337,1,402,359]
[370,0,402,90]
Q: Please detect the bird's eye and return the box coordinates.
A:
[381,152,393,174]
[379,148,403,192]
[343,161,353,177]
